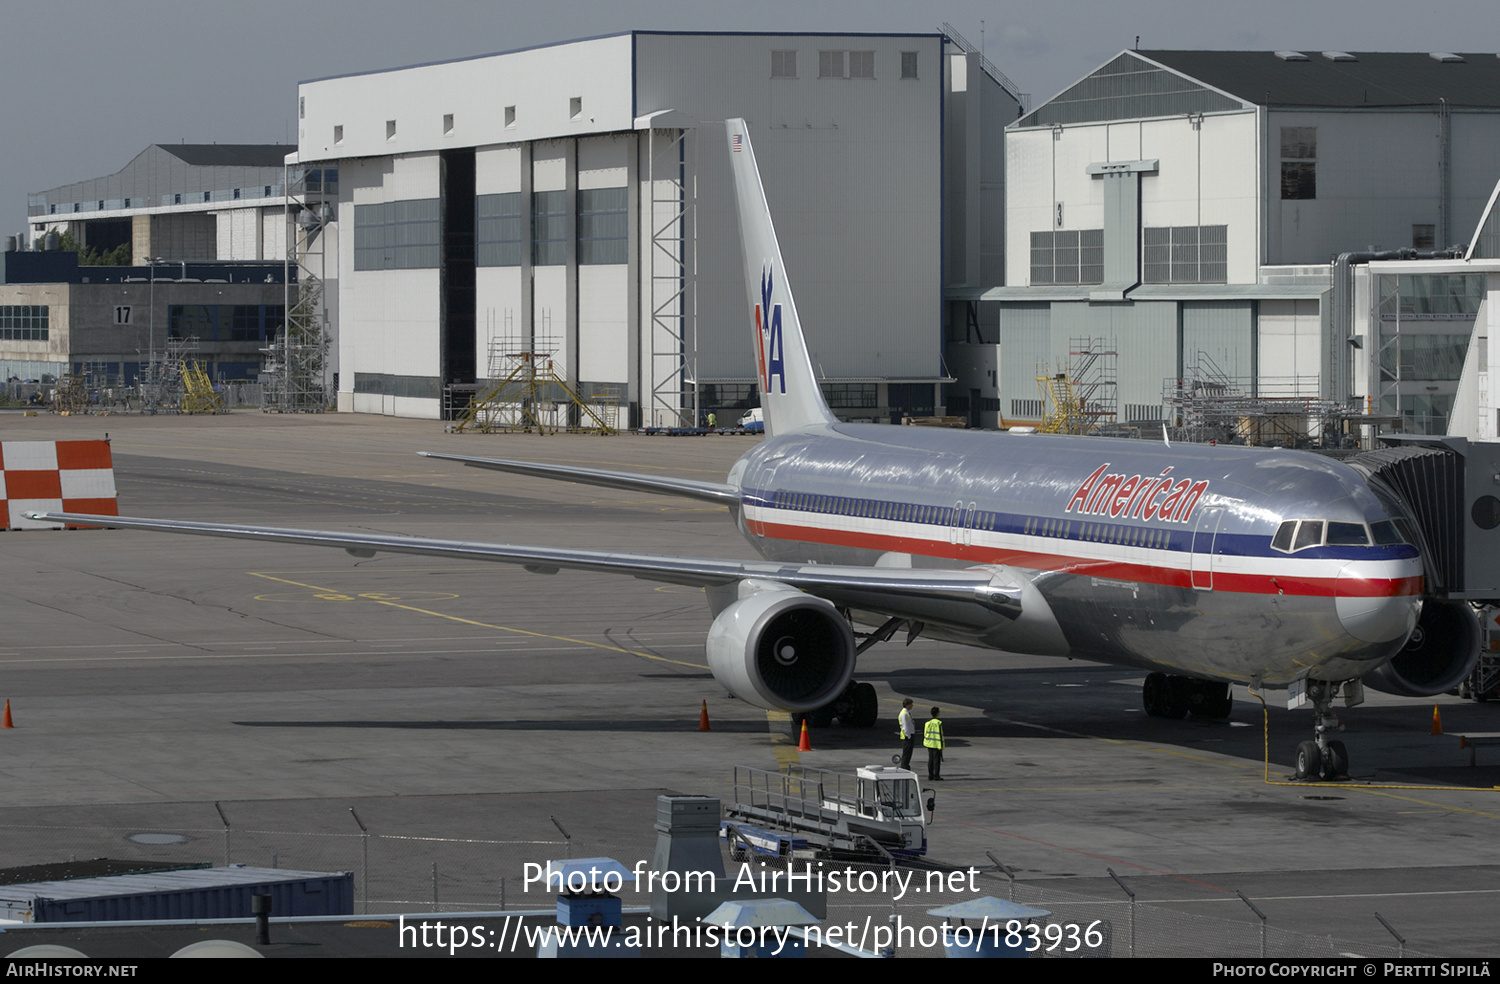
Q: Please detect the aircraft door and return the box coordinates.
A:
[1190,506,1223,590]
[948,500,977,548]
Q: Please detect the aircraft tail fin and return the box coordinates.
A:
[725,119,838,437]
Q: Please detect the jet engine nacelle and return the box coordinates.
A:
[705,579,856,711]
[1364,599,1481,697]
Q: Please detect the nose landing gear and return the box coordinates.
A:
[1293,679,1359,781]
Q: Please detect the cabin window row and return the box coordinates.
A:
[1026,516,1171,549]
[776,492,1001,532]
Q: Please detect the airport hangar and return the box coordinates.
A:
[946,49,1500,440]
[11,144,314,387]
[292,30,1023,425]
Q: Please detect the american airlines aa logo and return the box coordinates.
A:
[756,265,786,394]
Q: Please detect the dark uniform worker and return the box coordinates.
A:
[923,706,946,781]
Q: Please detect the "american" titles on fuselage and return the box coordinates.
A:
[1065,464,1210,525]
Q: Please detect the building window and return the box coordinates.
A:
[386,119,397,141]
[505,105,516,128]
[167,305,216,340]
[820,382,877,407]
[577,187,627,265]
[532,190,568,266]
[1413,224,1436,250]
[334,125,343,145]
[771,50,797,78]
[819,50,846,79]
[476,192,523,267]
[443,113,454,136]
[901,51,919,79]
[569,97,582,120]
[1030,229,1103,285]
[353,199,441,270]
[1144,225,1227,284]
[0,305,49,342]
[849,51,875,79]
[1280,127,1316,200]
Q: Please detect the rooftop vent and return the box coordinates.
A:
[1321,51,1357,62]
[1429,52,1465,63]
[1274,51,1309,62]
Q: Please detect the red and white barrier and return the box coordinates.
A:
[1,440,118,530]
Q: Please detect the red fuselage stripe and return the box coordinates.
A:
[746,518,1421,598]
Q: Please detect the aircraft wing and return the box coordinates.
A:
[29,511,1022,622]
[416,452,740,506]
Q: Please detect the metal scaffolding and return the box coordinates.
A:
[1035,338,1118,434]
[646,127,699,428]
[448,334,618,435]
[1164,352,1350,447]
[265,161,328,413]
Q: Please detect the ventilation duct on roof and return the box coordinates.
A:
[1321,51,1357,62]
[1274,51,1309,61]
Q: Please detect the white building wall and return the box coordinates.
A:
[1005,110,1259,286]
[474,145,526,379]
[1258,299,1322,392]
[215,207,264,261]
[339,154,443,417]
[298,36,635,162]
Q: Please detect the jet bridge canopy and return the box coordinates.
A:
[1349,435,1500,601]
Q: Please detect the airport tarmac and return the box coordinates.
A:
[2,411,1499,958]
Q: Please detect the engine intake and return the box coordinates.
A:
[706,582,856,711]
[1364,599,1480,697]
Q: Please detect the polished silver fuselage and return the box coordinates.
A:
[732,424,1423,687]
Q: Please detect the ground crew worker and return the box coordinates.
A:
[924,706,945,781]
[897,698,916,770]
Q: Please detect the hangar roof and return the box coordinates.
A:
[1017,50,1500,127]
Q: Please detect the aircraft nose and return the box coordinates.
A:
[1335,562,1422,643]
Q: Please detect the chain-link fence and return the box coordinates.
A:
[0,822,1437,957]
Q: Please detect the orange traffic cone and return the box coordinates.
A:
[1432,704,1444,735]
[798,719,812,752]
[698,700,711,731]
[2,700,12,729]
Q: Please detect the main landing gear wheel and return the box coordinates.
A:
[1144,673,1219,720]
[1143,673,1188,718]
[842,682,879,728]
[1322,739,1348,780]
[805,681,880,730]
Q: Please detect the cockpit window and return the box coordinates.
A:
[1293,520,1325,551]
[1274,517,1411,553]
[1326,522,1369,546]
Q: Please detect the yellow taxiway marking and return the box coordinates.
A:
[253,591,460,603]
[1346,787,1500,820]
[247,572,708,670]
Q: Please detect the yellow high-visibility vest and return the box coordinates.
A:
[923,718,944,749]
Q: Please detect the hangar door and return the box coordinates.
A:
[1181,301,1254,387]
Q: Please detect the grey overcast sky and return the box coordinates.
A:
[4,0,1498,237]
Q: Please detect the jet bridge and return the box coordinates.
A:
[1349,436,1500,701]
[1349,436,1500,603]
